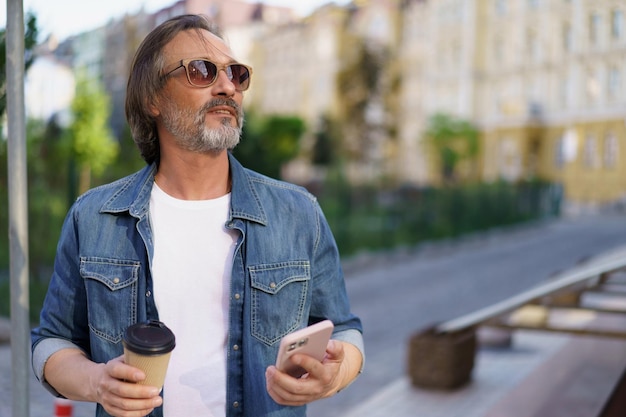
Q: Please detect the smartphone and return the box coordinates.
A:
[275,319,334,378]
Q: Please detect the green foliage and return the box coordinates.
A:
[335,37,387,160]
[26,119,73,268]
[312,114,342,166]
[315,178,561,257]
[0,118,70,273]
[0,12,39,124]
[425,113,480,182]
[69,75,119,193]
[99,123,147,183]
[234,110,305,179]
[336,38,381,123]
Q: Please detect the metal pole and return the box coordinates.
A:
[6,0,30,416]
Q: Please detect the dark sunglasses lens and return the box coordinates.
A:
[188,60,218,86]
[230,64,250,91]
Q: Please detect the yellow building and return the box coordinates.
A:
[399,0,626,208]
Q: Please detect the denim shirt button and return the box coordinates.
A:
[233,401,240,408]
[145,290,151,298]
[234,293,241,300]
[113,277,120,284]
[269,282,276,289]
[233,344,239,351]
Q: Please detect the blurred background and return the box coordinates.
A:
[1,0,626,415]
[2,0,625,316]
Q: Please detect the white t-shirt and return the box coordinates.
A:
[150,183,237,417]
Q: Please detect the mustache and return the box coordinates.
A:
[200,97,242,117]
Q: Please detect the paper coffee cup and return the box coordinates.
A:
[123,320,176,389]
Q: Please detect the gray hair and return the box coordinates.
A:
[125,14,223,164]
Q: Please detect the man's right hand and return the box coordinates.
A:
[92,355,163,416]
[44,349,162,417]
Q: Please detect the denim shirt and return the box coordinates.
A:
[31,154,364,417]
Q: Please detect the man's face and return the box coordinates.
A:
[154,30,247,153]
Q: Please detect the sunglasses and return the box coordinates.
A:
[163,58,253,91]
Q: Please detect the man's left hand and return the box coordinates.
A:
[265,340,361,406]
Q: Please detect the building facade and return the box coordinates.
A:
[399,0,626,208]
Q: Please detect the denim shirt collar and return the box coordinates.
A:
[99,153,268,225]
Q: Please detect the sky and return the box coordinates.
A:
[1,0,349,41]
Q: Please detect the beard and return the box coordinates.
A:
[160,97,243,153]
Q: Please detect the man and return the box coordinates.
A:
[31,14,363,417]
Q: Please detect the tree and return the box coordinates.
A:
[0,12,39,126]
[312,114,342,167]
[425,113,479,183]
[234,111,305,179]
[336,38,383,160]
[68,75,119,194]
[0,116,72,272]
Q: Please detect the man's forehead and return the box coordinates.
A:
[164,29,237,62]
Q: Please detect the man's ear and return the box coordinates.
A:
[147,96,160,117]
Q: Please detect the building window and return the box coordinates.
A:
[451,41,461,68]
[612,9,625,40]
[498,138,521,181]
[554,136,565,168]
[583,135,599,168]
[559,79,567,107]
[495,0,507,16]
[603,133,619,168]
[558,128,580,167]
[589,13,601,45]
[563,22,573,52]
[493,36,504,63]
[608,66,621,100]
[528,29,540,61]
[586,68,601,102]
[612,9,625,39]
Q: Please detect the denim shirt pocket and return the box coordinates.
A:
[80,257,140,345]
[249,261,310,345]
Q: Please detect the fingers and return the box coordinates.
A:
[324,340,345,361]
[95,355,163,416]
[266,340,345,406]
[101,396,161,417]
[266,365,324,406]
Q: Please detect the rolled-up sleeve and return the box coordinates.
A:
[32,337,87,397]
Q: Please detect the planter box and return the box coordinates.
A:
[407,326,476,390]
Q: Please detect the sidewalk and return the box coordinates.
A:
[344,330,567,417]
[343,330,626,417]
